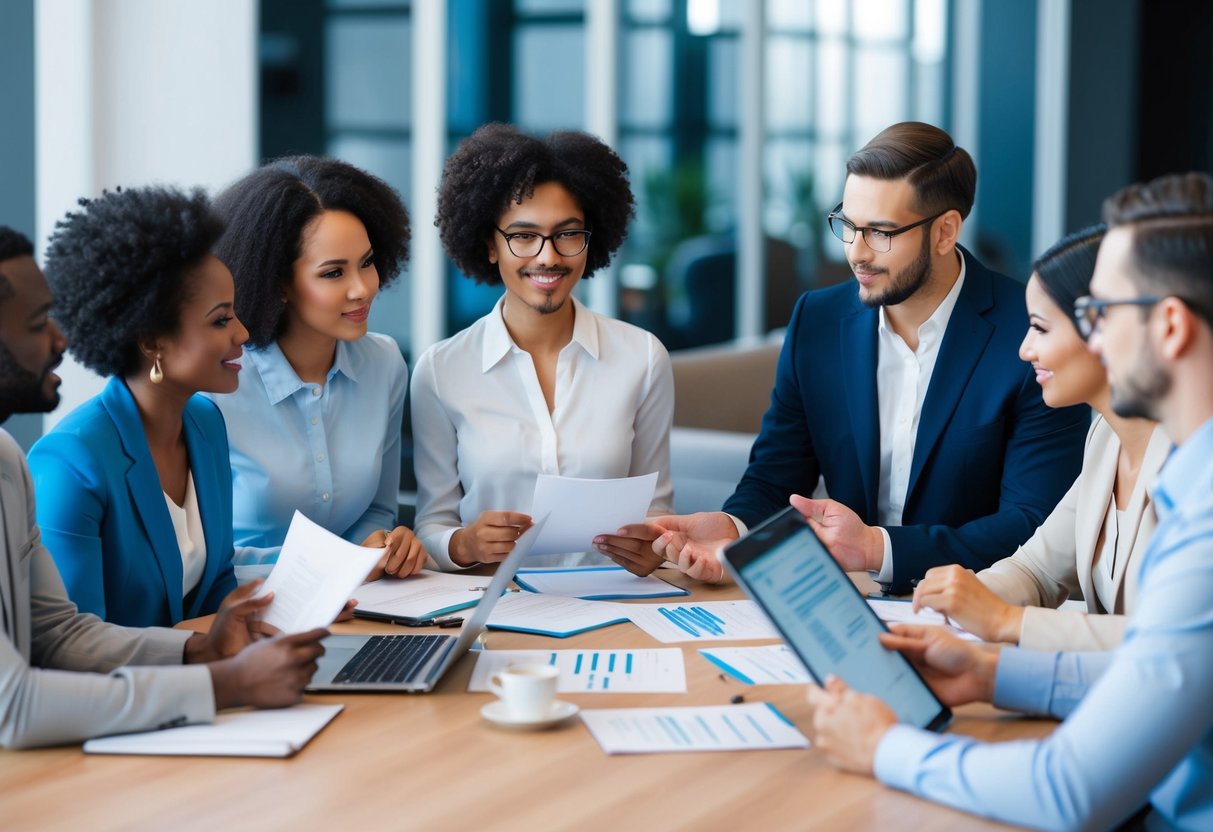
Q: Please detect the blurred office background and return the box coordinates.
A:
[2,0,1211,450]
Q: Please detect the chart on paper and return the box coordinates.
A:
[469,649,686,694]
[626,601,781,642]
[580,703,809,754]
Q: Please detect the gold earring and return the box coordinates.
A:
[150,355,164,384]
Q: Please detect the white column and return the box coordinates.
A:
[584,0,620,318]
[410,0,447,356]
[1033,0,1070,256]
[950,0,981,249]
[736,0,765,338]
[36,0,258,429]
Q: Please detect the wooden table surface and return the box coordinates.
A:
[0,572,1055,832]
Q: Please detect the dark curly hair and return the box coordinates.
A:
[213,156,411,347]
[0,226,35,308]
[436,123,635,284]
[42,187,224,377]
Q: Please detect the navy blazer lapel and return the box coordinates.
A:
[841,306,881,518]
[100,379,184,623]
[182,405,223,619]
[906,264,996,502]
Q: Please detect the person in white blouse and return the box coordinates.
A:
[415,123,674,573]
[210,156,426,583]
[911,224,1169,651]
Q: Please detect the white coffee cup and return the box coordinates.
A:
[488,663,559,720]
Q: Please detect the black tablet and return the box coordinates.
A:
[722,507,952,732]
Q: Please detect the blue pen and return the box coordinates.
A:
[681,606,724,636]
[658,606,701,637]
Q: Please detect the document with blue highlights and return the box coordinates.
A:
[625,601,780,642]
[699,645,811,685]
[468,649,686,693]
[580,703,808,754]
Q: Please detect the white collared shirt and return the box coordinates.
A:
[872,254,967,582]
[412,295,675,570]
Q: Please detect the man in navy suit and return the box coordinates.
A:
[625,122,1088,593]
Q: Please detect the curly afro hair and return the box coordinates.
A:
[213,156,411,348]
[436,123,635,285]
[43,187,224,378]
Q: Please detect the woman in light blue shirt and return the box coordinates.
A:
[209,156,426,583]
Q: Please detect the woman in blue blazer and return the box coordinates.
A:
[29,186,249,628]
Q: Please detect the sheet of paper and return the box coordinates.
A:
[580,703,808,754]
[468,648,686,693]
[487,592,630,637]
[258,511,383,633]
[626,601,780,643]
[528,472,658,556]
[513,566,689,600]
[699,644,811,685]
[354,571,489,619]
[83,704,343,758]
[866,599,981,642]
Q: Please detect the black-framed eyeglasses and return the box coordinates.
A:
[826,202,945,253]
[494,227,592,259]
[1072,294,1163,341]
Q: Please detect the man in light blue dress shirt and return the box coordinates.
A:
[806,171,1213,831]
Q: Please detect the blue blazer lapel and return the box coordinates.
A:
[100,378,184,623]
[183,405,225,619]
[841,307,881,518]
[906,265,996,501]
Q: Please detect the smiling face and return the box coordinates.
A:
[285,209,379,343]
[154,255,248,395]
[838,175,936,308]
[0,254,68,417]
[1018,274,1107,409]
[488,181,588,317]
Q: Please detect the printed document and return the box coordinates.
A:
[258,511,382,633]
[626,601,780,643]
[699,645,811,685]
[580,703,808,754]
[529,472,657,556]
[354,571,489,619]
[469,648,686,693]
[487,592,630,637]
[513,566,688,600]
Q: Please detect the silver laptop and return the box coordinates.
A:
[307,516,547,692]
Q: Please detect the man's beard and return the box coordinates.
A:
[1109,344,1169,421]
[0,341,60,418]
[858,232,932,309]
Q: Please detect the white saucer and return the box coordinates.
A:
[481,699,579,731]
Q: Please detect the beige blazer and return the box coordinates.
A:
[978,417,1171,651]
[0,429,213,749]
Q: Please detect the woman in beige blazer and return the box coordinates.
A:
[912,224,1168,651]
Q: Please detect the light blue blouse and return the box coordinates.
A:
[874,419,1213,832]
[207,333,406,581]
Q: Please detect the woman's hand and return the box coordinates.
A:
[912,565,1025,644]
[363,526,428,581]
[449,511,533,567]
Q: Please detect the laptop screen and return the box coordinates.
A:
[724,508,950,731]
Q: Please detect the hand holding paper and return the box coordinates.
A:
[257,511,384,633]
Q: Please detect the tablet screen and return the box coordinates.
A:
[724,508,950,731]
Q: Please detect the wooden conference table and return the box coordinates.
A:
[0,571,1055,832]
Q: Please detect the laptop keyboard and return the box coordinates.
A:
[333,634,449,684]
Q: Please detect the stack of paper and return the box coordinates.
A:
[354,571,488,620]
[487,592,630,637]
[513,566,689,600]
[82,704,343,758]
